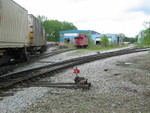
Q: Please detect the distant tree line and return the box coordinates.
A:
[123,37,138,43]
[142,21,150,46]
[143,28,150,45]
[37,15,77,42]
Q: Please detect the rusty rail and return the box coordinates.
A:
[28,81,91,90]
[0,47,149,90]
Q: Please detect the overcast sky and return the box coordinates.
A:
[14,0,150,37]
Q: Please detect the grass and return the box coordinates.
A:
[61,43,130,51]
[67,45,130,56]
[87,45,129,51]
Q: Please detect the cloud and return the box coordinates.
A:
[13,0,150,37]
[128,0,150,15]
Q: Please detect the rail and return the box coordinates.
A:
[0,47,149,90]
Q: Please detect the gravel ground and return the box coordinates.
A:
[0,49,150,113]
[14,46,133,71]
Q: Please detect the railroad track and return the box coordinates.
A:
[30,48,76,60]
[0,49,76,76]
[29,82,91,90]
[0,47,149,90]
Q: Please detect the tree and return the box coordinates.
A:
[142,21,150,45]
[101,35,109,47]
[118,33,126,39]
[36,15,48,23]
[42,19,77,42]
[61,21,77,30]
[36,15,77,41]
[143,28,150,45]
[135,35,138,42]
[143,21,150,29]
[123,36,137,43]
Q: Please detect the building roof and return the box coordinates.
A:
[104,33,118,36]
[59,30,100,34]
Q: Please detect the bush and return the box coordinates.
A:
[142,28,150,46]
[101,35,109,47]
[88,37,94,45]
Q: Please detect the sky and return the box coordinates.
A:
[14,0,150,37]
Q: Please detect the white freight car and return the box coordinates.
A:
[28,14,46,53]
[0,0,47,65]
[0,0,29,48]
[0,0,29,65]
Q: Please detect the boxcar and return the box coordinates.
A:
[0,0,47,65]
[74,34,88,48]
[0,0,29,65]
[28,14,47,53]
[0,0,29,48]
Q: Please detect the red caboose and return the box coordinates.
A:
[74,34,88,48]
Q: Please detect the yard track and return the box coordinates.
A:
[0,47,149,90]
[0,49,75,76]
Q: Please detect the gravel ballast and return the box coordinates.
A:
[0,50,150,113]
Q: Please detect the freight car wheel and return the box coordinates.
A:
[20,48,30,62]
[24,52,30,61]
[40,48,44,54]
[40,46,47,53]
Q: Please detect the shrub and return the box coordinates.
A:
[101,35,109,47]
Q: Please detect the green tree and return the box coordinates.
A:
[123,37,136,43]
[123,37,130,42]
[61,21,77,30]
[101,35,109,47]
[143,28,150,45]
[36,15,48,23]
[36,15,77,42]
[43,20,61,41]
[135,35,138,42]
[43,20,77,42]
[141,21,150,46]
[88,37,94,45]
